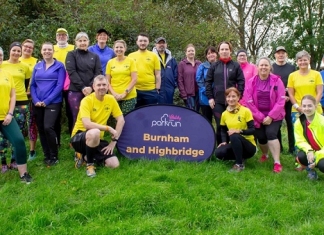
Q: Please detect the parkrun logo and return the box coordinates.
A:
[151,114,181,127]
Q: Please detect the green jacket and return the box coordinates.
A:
[294,113,324,164]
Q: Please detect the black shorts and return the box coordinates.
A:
[70,131,115,164]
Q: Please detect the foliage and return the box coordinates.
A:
[273,0,324,69]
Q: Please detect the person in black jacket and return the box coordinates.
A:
[205,41,245,145]
[66,32,102,130]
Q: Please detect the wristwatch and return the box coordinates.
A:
[125,89,129,94]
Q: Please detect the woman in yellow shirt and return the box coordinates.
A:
[1,42,31,171]
[215,87,256,172]
[0,46,32,183]
[106,40,137,114]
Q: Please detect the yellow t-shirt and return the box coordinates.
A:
[54,44,75,65]
[287,70,323,113]
[19,56,38,93]
[1,61,31,101]
[220,106,256,146]
[160,53,166,67]
[128,50,160,90]
[0,69,15,120]
[71,93,123,139]
[106,57,137,100]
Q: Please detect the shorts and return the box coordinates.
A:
[70,131,115,165]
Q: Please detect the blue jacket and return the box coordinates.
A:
[152,47,178,104]
[196,61,210,105]
[88,44,115,75]
[30,59,65,105]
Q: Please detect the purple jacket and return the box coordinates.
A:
[244,73,286,128]
[178,58,201,99]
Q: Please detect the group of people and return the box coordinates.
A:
[1,27,324,182]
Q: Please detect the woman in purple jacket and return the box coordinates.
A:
[244,57,286,173]
[30,42,65,166]
[178,44,201,111]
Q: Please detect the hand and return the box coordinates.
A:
[2,114,13,126]
[217,142,226,148]
[108,127,118,139]
[82,87,92,96]
[208,99,215,109]
[285,96,290,102]
[262,116,273,125]
[101,142,117,155]
[296,107,303,113]
[307,151,315,165]
[35,102,43,107]
[227,129,240,136]
[40,102,46,107]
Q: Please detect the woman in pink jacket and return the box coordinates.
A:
[244,57,286,173]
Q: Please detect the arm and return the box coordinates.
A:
[195,64,205,88]
[154,69,161,90]
[236,65,245,96]
[2,88,16,126]
[106,74,118,97]
[94,54,102,77]
[294,119,312,152]
[241,120,255,135]
[316,84,323,105]
[205,64,214,99]
[173,59,178,88]
[268,79,286,120]
[101,115,125,155]
[177,62,187,99]
[66,51,86,91]
[43,64,66,106]
[30,68,40,104]
[220,125,229,144]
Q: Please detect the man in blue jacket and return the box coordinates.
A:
[152,37,178,104]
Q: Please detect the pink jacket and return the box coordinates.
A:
[239,62,258,106]
[244,73,286,128]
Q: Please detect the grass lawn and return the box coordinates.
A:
[0,132,322,235]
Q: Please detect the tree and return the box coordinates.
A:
[274,0,324,69]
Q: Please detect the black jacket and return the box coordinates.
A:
[66,49,102,91]
[205,60,245,104]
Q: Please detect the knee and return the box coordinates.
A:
[317,159,324,173]
[297,151,308,166]
[105,156,120,169]
[229,133,240,142]
[86,129,100,146]
[215,146,227,160]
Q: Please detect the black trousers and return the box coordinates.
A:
[201,105,213,123]
[278,101,295,153]
[212,103,227,145]
[297,151,324,173]
[215,133,256,165]
[33,103,61,160]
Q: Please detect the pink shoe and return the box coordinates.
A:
[1,164,9,173]
[273,163,282,173]
[259,154,268,162]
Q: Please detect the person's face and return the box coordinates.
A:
[114,42,126,56]
[56,33,68,43]
[206,50,217,63]
[96,33,108,44]
[0,51,3,65]
[10,46,22,60]
[76,36,89,50]
[257,59,271,77]
[297,56,310,69]
[136,35,149,51]
[156,41,167,53]
[93,78,108,96]
[237,52,247,64]
[218,43,231,59]
[274,50,287,63]
[41,44,54,60]
[22,42,34,57]
[186,46,195,59]
[302,98,316,117]
[226,91,240,107]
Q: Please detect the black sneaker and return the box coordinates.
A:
[47,158,59,166]
[20,172,32,184]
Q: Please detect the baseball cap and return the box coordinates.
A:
[155,37,167,43]
[275,46,287,53]
[56,28,68,34]
[97,28,110,36]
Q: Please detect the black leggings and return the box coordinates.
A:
[215,133,256,164]
[255,121,282,145]
[33,103,61,160]
[297,151,324,173]
[212,103,227,145]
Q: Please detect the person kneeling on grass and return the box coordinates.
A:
[295,95,324,180]
[215,87,256,172]
[70,75,125,177]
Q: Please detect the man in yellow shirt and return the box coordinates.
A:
[70,75,125,177]
[128,33,161,107]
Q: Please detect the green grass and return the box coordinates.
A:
[0,132,322,235]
